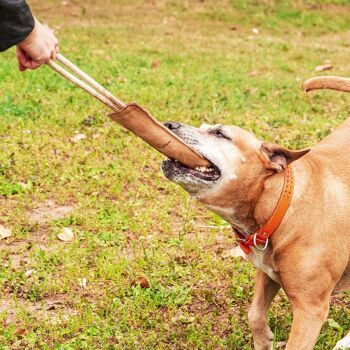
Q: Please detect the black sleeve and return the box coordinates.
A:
[0,0,35,52]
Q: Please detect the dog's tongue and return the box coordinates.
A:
[109,103,210,169]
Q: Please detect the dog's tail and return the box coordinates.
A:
[303,76,350,93]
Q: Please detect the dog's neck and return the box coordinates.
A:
[253,170,286,232]
[228,170,288,237]
[201,160,307,237]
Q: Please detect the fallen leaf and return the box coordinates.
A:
[248,70,260,77]
[78,277,87,289]
[151,60,161,69]
[18,182,31,190]
[245,87,258,95]
[92,49,104,55]
[57,227,75,242]
[315,63,333,72]
[25,269,36,277]
[159,306,168,314]
[179,315,195,324]
[15,327,28,336]
[221,246,247,260]
[0,225,12,240]
[132,277,150,289]
[46,304,56,311]
[327,318,342,330]
[70,133,86,143]
[117,76,127,83]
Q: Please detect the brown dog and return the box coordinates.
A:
[161,77,350,350]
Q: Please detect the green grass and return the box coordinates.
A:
[1,0,350,348]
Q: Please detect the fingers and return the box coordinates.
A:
[18,61,27,71]
[27,60,42,70]
[50,41,59,60]
[51,36,59,59]
[16,19,59,70]
[32,36,59,64]
[17,42,59,70]
[41,26,59,61]
[16,46,43,70]
[16,46,28,71]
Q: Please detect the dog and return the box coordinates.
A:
[161,76,350,350]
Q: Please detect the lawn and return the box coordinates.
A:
[1,0,350,349]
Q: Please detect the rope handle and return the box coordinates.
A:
[47,53,126,112]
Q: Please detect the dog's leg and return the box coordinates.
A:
[284,288,331,350]
[334,330,350,349]
[248,269,280,350]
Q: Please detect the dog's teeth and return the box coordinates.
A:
[194,166,215,174]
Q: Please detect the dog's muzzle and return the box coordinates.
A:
[161,122,221,183]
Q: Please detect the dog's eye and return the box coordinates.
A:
[211,128,230,140]
[215,130,225,138]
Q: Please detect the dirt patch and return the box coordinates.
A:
[0,297,16,324]
[184,280,239,338]
[4,253,30,270]
[0,294,76,326]
[27,200,75,225]
[0,239,29,251]
[0,229,53,254]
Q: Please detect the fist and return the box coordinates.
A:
[16,19,59,71]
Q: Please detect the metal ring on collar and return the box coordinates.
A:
[253,232,269,251]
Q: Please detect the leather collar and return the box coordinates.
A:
[233,166,294,254]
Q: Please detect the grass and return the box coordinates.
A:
[1,0,350,348]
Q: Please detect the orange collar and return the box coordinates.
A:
[233,166,294,254]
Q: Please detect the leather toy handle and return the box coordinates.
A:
[47,53,126,111]
[46,54,210,168]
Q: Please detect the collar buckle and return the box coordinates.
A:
[253,232,269,251]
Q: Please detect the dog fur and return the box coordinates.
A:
[162,100,350,350]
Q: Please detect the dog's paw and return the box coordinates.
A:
[333,337,350,350]
[253,339,273,350]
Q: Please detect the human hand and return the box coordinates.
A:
[16,18,58,71]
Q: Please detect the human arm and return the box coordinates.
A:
[0,0,35,52]
[0,0,59,70]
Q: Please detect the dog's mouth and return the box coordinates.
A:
[162,158,221,182]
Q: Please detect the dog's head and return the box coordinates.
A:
[161,122,308,224]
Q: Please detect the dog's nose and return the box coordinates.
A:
[164,121,181,130]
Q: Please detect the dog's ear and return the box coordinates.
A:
[260,142,310,172]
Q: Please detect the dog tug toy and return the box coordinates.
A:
[46,54,210,169]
